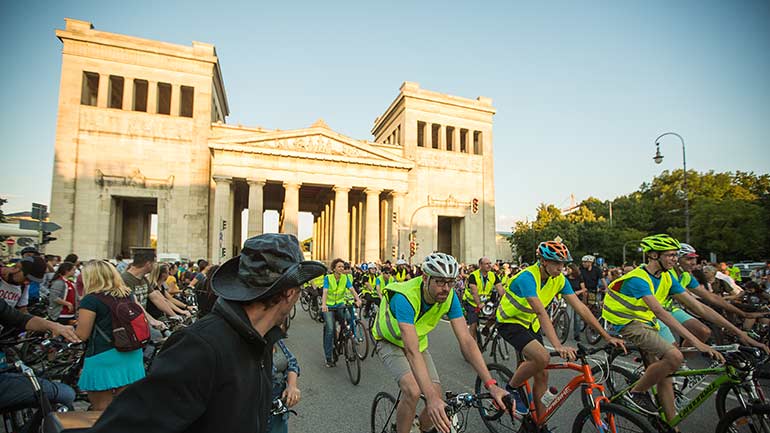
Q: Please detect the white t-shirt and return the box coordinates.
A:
[716,272,743,295]
[0,279,29,308]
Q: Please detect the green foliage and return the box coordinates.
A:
[508,170,769,264]
[0,197,6,224]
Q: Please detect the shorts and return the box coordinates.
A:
[377,340,440,385]
[498,323,543,354]
[619,320,676,364]
[464,303,480,325]
[657,309,696,344]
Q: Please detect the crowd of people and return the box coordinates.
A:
[2,235,770,433]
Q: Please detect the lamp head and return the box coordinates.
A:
[653,145,664,164]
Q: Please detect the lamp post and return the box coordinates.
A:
[622,239,643,266]
[653,132,690,243]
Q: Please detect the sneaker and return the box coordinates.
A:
[624,391,657,415]
[505,385,529,415]
[324,361,336,368]
[357,337,364,343]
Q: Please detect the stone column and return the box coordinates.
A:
[350,204,358,263]
[122,76,133,110]
[97,73,109,108]
[312,218,319,259]
[423,122,431,148]
[170,84,181,116]
[453,127,461,152]
[391,191,404,260]
[323,203,332,260]
[246,180,265,237]
[147,80,157,114]
[212,176,233,263]
[281,182,300,236]
[438,125,446,150]
[364,189,381,262]
[332,186,350,260]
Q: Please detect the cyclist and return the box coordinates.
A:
[463,257,504,344]
[361,263,380,318]
[372,252,508,433]
[664,243,768,352]
[602,234,724,422]
[497,240,624,427]
[394,259,411,282]
[376,267,394,297]
[321,258,361,367]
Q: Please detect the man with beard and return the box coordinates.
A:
[90,234,326,433]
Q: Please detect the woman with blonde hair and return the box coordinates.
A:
[146,263,192,320]
[75,260,145,410]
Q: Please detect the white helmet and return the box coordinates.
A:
[421,253,459,279]
[581,255,595,262]
[678,243,698,258]
[396,259,407,266]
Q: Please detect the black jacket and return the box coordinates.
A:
[90,298,282,433]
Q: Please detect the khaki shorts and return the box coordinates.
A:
[620,320,676,364]
[376,339,440,385]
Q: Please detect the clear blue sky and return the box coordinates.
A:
[2,0,769,235]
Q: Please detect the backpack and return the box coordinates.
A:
[92,293,151,352]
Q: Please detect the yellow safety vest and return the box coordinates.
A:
[311,274,326,288]
[602,266,672,329]
[495,264,566,332]
[394,268,409,282]
[371,277,454,352]
[375,275,393,295]
[463,269,496,307]
[325,273,351,306]
[362,274,378,295]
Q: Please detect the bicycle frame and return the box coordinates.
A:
[609,365,743,428]
[522,359,609,428]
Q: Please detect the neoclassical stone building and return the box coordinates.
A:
[49,18,498,264]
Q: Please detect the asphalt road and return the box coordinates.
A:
[284,309,726,433]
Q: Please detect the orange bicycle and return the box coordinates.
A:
[475,343,656,433]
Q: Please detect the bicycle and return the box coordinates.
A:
[323,306,362,385]
[583,292,609,346]
[476,301,514,365]
[716,403,770,433]
[371,388,503,433]
[605,344,768,433]
[546,296,570,345]
[476,344,656,433]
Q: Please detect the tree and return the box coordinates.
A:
[0,197,7,223]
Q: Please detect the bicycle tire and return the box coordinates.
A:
[606,365,640,398]
[554,309,570,345]
[715,403,770,433]
[584,317,604,346]
[290,303,296,320]
[309,302,320,321]
[491,334,515,365]
[473,363,522,433]
[571,401,656,433]
[371,391,397,433]
[716,370,770,418]
[345,336,361,385]
[356,319,370,361]
[300,292,310,312]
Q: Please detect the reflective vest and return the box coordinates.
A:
[325,273,351,306]
[495,264,566,332]
[602,266,672,329]
[372,277,454,352]
[376,275,393,295]
[362,274,378,295]
[311,274,326,288]
[663,269,692,311]
[463,269,496,307]
[394,268,409,282]
[500,274,513,290]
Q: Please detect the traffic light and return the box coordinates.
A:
[391,246,397,258]
[41,231,56,245]
[392,211,397,224]
[472,198,479,214]
[409,241,416,257]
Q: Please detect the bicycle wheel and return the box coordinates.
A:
[473,363,522,433]
[554,309,570,345]
[309,301,320,321]
[491,334,515,365]
[371,391,397,433]
[356,319,370,360]
[345,336,362,385]
[300,292,310,312]
[584,317,604,346]
[572,401,656,432]
[716,404,770,433]
[716,370,770,418]
[290,303,296,319]
[606,365,641,397]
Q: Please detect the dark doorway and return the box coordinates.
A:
[437,216,463,259]
[111,197,157,258]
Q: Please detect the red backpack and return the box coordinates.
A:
[93,293,151,352]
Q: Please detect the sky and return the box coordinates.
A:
[1,0,769,238]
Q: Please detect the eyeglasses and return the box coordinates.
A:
[432,278,457,287]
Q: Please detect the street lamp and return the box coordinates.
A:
[653,132,690,243]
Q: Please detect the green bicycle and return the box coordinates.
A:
[605,344,768,432]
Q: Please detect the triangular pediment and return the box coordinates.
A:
[209,125,413,169]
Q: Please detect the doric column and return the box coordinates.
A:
[122,76,133,110]
[332,186,350,260]
[170,84,181,116]
[453,127,461,152]
[364,189,381,262]
[323,203,332,260]
[246,180,265,237]
[281,182,300,236]
[423,123,431,148]
[350,204,358,263]
[438,125,446,150]
[97,73,109,108]
[147,80,157,114]
[391,191,404,260]
[212,176,233,263]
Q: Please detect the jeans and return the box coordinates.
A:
[0,372,76,411]
[323,308,350,362]
[348,305,359,338]
[569,304,583,340]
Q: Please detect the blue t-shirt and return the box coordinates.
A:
[618,271,685,299]
[390,291,463,324]
[684,273,699,290]
[323,274,353,308]
[509,271,574,299]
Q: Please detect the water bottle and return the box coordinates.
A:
[541,386,559,407]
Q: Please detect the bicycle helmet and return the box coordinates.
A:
[536,241,573,263]
[396,259,407,266]
[678,243,698,258]
[581,255,595,263]
[421,253,459,279]
[640,234,681,253]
